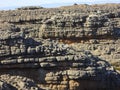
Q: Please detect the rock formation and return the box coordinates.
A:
[0,3,120,90]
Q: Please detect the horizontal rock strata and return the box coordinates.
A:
[0,3,120,90]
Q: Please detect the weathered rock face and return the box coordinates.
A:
[0,3,120,90]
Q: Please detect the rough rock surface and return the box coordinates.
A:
[0,3,120,90]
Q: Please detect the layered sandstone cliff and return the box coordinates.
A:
[0,4,120,90]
